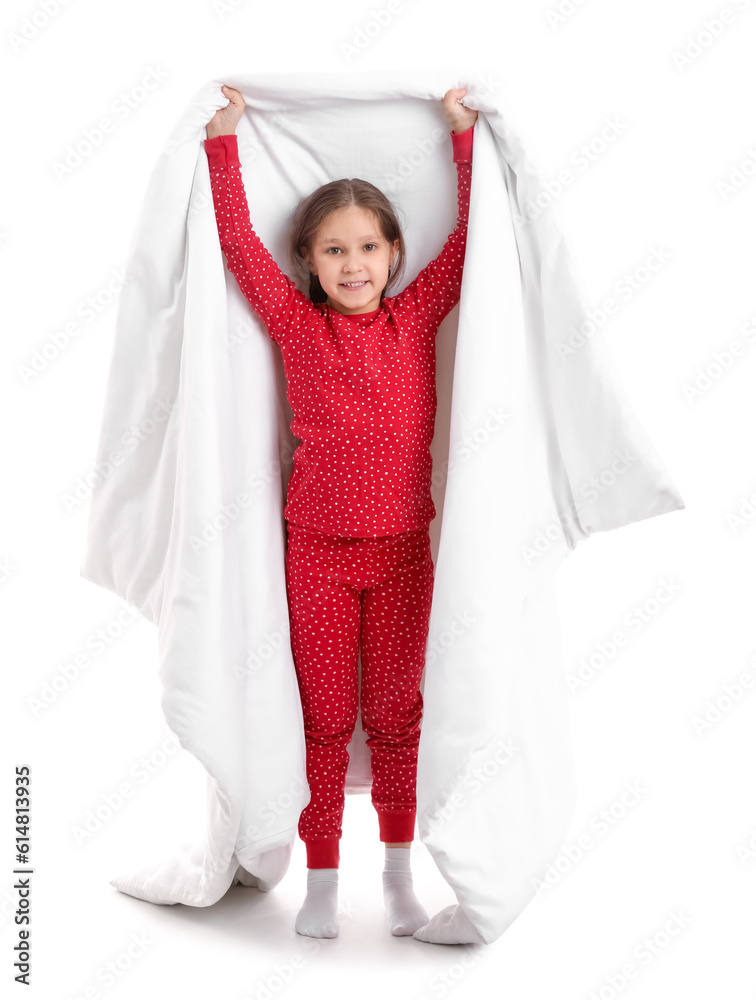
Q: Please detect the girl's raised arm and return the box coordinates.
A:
[390,124,474,328]
[204,88,314,345]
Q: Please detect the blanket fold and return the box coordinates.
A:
[80,68,684,944]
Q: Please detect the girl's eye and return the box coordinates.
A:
[324,244,378,254]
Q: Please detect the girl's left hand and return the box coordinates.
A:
[442,88,478,134]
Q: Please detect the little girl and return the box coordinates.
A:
[204,84,476,939]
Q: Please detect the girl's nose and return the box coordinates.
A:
[342,252,363,270]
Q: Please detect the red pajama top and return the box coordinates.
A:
[204,126,473,537]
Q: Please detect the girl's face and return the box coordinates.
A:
[306,205,399,315]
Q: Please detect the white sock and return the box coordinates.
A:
[382,846,428,936]
[295,868,339,938]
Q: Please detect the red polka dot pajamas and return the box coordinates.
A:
[204,125,473,868]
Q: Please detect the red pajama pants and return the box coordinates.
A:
[284,520,435,869]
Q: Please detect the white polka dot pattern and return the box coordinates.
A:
[204,129,473,537]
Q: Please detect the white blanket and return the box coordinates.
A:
[79,68,685,944]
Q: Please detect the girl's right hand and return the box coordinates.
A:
[206,85,245,138]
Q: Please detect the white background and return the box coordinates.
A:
[3,0,754,997]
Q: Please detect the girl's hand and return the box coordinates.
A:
[206,85,245,138]
[442,88,478,134]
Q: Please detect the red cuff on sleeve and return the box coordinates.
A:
[203,132,241,168]
[450,126,474,164]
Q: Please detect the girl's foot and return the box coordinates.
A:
[383,846,429,936]
[295,868,339,938]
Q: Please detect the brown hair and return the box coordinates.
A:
[288,178,406,303]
